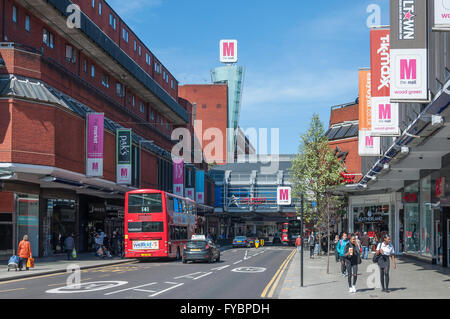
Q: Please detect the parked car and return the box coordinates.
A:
[232,236,248,248]
[182,238,220,263]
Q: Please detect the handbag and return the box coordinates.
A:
[27,257,35,268]
[373,252,381,263]
[72,248,77,259]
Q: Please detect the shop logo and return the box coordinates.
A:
[121,168,128,177]
[365,136,374,147]
[400,58,417,80]
[378,104,391,120]
[377,34,390,91]
[399,0,416,40]
[220,40,238,63]
[403,192,417,202]
[92,162,99,171]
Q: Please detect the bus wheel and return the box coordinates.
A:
[176,248,181,260]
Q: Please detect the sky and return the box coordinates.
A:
[107,0,390,155]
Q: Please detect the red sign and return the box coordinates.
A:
[340,171,356,184]
[370,28,391,98]
[368,231,375,238]
[436,177,445,198]
[241,197,267,205]
[403,192,417,203]
[406,231,413,239]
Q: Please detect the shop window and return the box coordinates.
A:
[16,195,39,257]
[25,15,30,31]
[404,182,420,254]
[102,73,110,88]
[12,6,17,23]
[116,82,125,97]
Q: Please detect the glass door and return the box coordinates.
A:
[448,219,450,267]
[434,218,442,265]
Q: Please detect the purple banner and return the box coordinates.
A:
[173,159,184,196]
[86,113,104,177]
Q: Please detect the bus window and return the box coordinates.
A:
[128,193,162,213]
[127,221,163,233]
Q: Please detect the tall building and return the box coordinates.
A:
[0,0,213,257]
[179,65,248,164]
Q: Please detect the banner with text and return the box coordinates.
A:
[195,170,205,204]
[116,129,132,185]
[173,159,184,196]
[370,28,400,136]
[86,113,104,177]
[434,0,450,28]
[390,0,428,101]
[359,69,381,156]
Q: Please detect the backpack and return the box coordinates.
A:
[337,239,347,256]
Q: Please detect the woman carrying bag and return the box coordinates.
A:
[18,234,32,271]
[343,234,361,294]
[374,234,396,293]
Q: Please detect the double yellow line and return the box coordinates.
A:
[261,248,296,298]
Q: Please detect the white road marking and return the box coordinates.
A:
[210,265,230,271]
[233,260,243,264]
[231,267,266,273]
[174,272,212,280]
[149,282,184,297]
[104,282,157,296]
[192,272,212,280]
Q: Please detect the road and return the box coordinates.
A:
[0,246,294,299]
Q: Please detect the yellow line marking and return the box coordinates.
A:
[0,272,67,285]
[267,250,296,298]
[0,287,26,293]
[260,249,296,298]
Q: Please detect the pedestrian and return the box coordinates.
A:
[315,233,320,255]
[308,232,315,259]
[295,235,302,253]
[333,234,340,262]
[337,232,349,276]
[375,234,396,293]
[344,234,361,293]
[94,233,102,256]
[18,234,32,271]
[111,231,119,256]
[361,232,370,259]
[64,233,75,260]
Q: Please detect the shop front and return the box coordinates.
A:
[349,193,401,253]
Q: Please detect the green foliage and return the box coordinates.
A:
[290,114,345,226]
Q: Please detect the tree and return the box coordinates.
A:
[290,113,345,274]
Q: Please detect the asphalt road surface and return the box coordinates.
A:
[0,246,294,299]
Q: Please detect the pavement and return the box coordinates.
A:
[0,245,234,282]
[277,248,450,299]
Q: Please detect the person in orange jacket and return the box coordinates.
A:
[18,234,32,271]
[295,235,302,252]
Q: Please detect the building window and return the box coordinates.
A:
[132,96,135,107]
[25,15,30,31]
[42,29,54,48]
[109,14,116,30]
[139,46,142,56]
[83,59,87,73]
[91,65,95,78]
[140,102,145,113]
[12,6,17,23]
[192,103,197,123]
[154,62,161,74]
[116,82,124,97]
[134,40,137,51]
[216,104,222,109]
[202,104,207,109]
[150,110,155,121]
[171,79,175,90]
[166,75,169,83]
[102,74,109,88]
[163,71,166,80]
[122,28,129,42]
[65,45,76,63]
[99,2,102,15]
[92,0,95,8]
[146,53,151,65]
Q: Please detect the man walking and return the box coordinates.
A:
[64,233,75,260]
[308,232,315,259]
[360,232,370,259]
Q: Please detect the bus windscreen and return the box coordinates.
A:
[128,193,163,214]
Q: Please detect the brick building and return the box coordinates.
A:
[0,0,214,257]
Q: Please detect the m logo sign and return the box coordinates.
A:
[400,59,416,80]
[220,40,238,63]
[379,104,391,120]
[277,187,291,206]
[365,136,374,147]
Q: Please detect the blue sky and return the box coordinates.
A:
[108,0,390,155]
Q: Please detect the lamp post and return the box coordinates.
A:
[300,193,304,287]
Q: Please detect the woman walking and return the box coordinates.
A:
[343,234,361,293]
[376,234,396,293]
[308,232,315,259]
[18,234,32,271]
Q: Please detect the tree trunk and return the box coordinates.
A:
[326,195,330,274]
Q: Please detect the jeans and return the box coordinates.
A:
[346,262,358,288]
[66,249,73,260]
[309,246,315,258]
[362,246,369,259]
[315,243,319,254]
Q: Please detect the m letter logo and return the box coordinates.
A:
[365,136,374,147]
[400,59,416,80]
[220,40,238,63]
[121,168,127,177]
[92,162,98,171]
[277,187,291,205]
[379,104,391,120]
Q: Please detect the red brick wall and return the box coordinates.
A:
[0,192,14,213]
[329,138,361,181]
[178,85,228,164]
[329,103,358,127]
[0,100,12,163]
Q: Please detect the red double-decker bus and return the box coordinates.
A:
[124,189,197,260]
[281,222,289,243]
